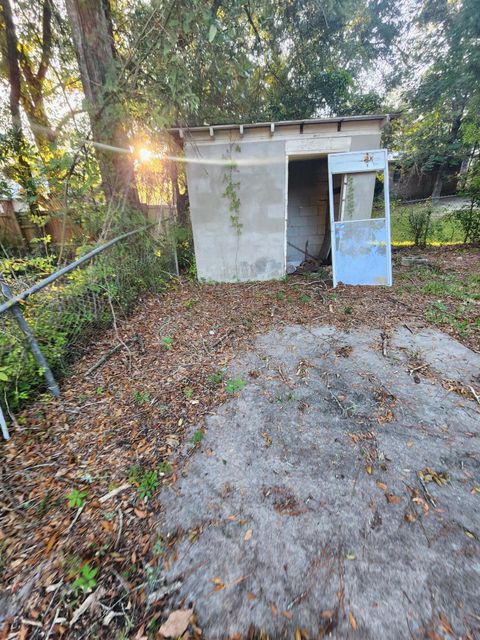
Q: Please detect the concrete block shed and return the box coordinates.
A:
[170,115,395,286]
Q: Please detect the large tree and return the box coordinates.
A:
[393,0,480,197]
[0,0,41,243]
[64,0,140,211]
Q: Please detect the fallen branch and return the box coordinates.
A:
[210,328,234,350]
[70,587,106,627]
[408,363,428,375]
[84,335,143,377]
[381,332,388,357]
[98,483,131,504]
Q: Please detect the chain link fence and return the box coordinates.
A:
[0,225,178,421]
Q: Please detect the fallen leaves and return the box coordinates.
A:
[70,587,106,627]
[159,609,193,638]
[385,493,403,504]
[211,577,225,592]
[418,468,449,486]
[439,612,454,635]
[2,252,479,636]
[349,611,357,630]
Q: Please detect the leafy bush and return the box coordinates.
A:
[407,203,433,247]
[451,206,480,243]
[0,232,174,411]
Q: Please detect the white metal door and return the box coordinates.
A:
[327,149,392,287]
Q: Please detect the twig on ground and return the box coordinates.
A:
[418,475,437,508]
[381,331,388,357]
[115,506,123,549]
[67,504,85,533]
[84,335,143,377]
[210,328,234,350]
[99,483,131,504]
[408,363,428,375]
[468,385,480,406]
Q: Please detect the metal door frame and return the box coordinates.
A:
[327,148,392,287]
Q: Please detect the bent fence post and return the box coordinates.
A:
[0,275,60,400]
[0,406,9,440]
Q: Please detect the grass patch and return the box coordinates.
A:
[391,202,465,245]
[398,265,480,336]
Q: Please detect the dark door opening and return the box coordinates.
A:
[286,157,341,273]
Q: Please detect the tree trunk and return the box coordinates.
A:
[431,167,444,201]
[17,0,56,157]
[170,161,189,226]
[64,0,141,211]
[0,0,42,248]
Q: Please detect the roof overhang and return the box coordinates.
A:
[169,113,400,139]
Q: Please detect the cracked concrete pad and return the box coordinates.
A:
[158,325,480,639]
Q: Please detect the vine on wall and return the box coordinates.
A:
[222,143,242,235]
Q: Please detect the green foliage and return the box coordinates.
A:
[137,471,159,499]
[225,378,246,394]
[222,145,242,235]
[160,336,173,350]
[128,465,159,498]
[390,202,464,245]
[72,563,98,593]
[67,489,88,509]
[157,461,173,476]
[0,233,169,412]
[392,0,480,190]
[191,429,204,446]
[132,389,151,405]
[407,204,433,247]
[209,370,224,385]
[184,298,199,309]
[451,206,480,244]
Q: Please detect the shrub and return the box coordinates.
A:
[451,206,480,243]
[407,203,433,247]
[0,232,173,411]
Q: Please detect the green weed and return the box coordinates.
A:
[160,336,173,350]
[209,370,224,385]
[191,430,204,446]
[157,461,173,476]
[67,489,88,509]
[132,389,151,405]
[72,563,98,593]
[225,378,246,394]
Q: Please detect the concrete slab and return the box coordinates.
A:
[158,325,480,639]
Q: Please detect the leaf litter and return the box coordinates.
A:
[0,246,479,638]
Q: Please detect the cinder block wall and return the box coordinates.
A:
[185,139,287,282]
[287,158,329,264]
[183,122,383,282]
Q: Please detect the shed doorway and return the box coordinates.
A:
[286,156,341,273]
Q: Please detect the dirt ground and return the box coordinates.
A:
[0,246,479,639]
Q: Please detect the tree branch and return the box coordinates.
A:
[37,0,53,82]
